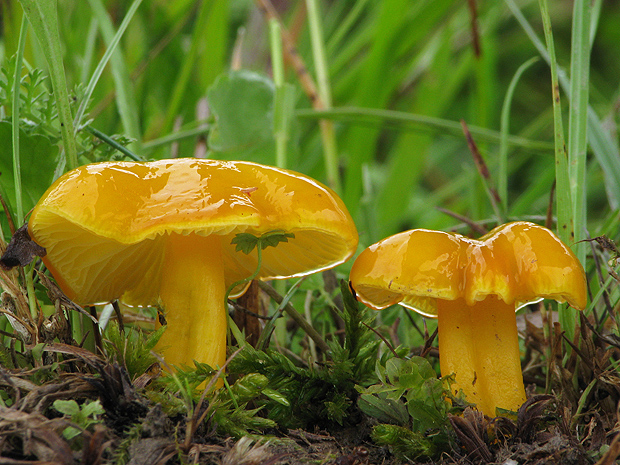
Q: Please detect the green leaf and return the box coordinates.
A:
[263,388,290,407]
[0,121,56,217]
[231,232,260,255]
[358,392,409,426]
[405,378,449,431]
[80,400,105,418]
[258,231,294,250]
[62,426,82,440]
[207,70,275,156]
[53,399,80,417]
[231,230,295,255]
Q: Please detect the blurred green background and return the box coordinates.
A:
[2,0,619,243]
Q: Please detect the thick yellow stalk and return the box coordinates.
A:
[156,233,227,372]
[437,296,526,416]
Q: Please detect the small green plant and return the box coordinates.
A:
[226,229,295,303]
[357,356,455,459]
[371,423,439,461]
[152,367,283,438]
[103,321,164,380]
[228,281,381,429]
[52,399,105,441]
[210,373,283,438]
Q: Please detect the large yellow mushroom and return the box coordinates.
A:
[349,222,586,416]
[28,158,358,372]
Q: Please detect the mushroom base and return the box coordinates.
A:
[437,296,526,417]
[155,233,227,375]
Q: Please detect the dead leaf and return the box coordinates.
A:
[0,224,46,270]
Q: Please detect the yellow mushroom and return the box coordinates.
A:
[349,222,586,416]
[29,158,358,372]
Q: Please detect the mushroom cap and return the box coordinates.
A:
[29,158,358,305]
[349,221,586,317]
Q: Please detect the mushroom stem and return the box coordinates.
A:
[437,295,526,416]
[156,233,227,373]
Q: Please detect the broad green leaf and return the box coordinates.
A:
[52,399,81,416]
[0,122,56,217]
[207,70,275,155]
[80,400,105,418]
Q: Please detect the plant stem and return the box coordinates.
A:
[11,17,39,322]
[305,0,341,194]
[84,125,143,161]
[269,19,288,169]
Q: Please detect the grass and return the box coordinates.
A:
[0,0,619,463]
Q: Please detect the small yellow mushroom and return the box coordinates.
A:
[349,222,586,416]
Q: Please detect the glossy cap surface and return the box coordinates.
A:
[29,158,358,305]
[349,222,586,317]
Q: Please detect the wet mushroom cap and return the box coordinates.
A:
[349,222,587,315]
[28,158,359,307]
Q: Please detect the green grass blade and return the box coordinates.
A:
[375,25,468,237]
[79,19,99,86]
[506,0,620,210]
[84,125,142,161]
[296,107,554,152]
[538,0,576,339]
[340,0,456,215]
[567,0,590,263]
[18,0,79,170]
[86,0,143,154]
[141,123,210,152]
[270,19,286,168]
[499,57,539,216]
[11,15,27,226]
[326,0,371,56]
[306,0,341,193]
[75,0,143,134]
[161,0,228,135]
[590,0,602,45]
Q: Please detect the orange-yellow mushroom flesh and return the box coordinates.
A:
[437,296,526,415]
[29,158,358,372]
[349,222,586,416]
[157,233,227,370]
